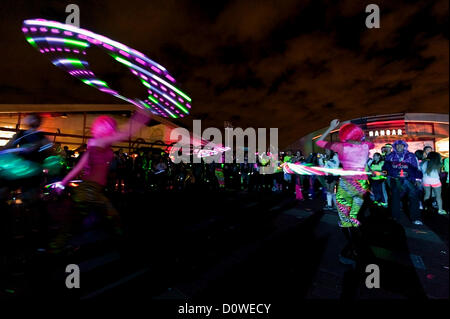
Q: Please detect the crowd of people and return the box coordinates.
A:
[0,113,448,258]
[50,136,449,222]
[2,116,448,216]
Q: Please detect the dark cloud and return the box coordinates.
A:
[0,0,448,147]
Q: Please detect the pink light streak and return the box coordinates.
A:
[103,43,114,50]
[119,50,130,57]
[136,58,146,65]
[151,66,161,74]
[165,74,175,82]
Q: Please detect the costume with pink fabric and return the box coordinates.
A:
[316,123,374,227]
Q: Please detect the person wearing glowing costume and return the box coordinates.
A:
[51,109,151,250]
[316,119,374,264]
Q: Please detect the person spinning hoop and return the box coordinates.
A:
[316,119,374,265]
[50,108,151,252]
[0,114,52,243]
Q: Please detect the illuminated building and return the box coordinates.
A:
[288,113,449,158]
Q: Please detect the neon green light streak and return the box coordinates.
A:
[114,56,132,67]
[148,95,159,104]
[141,79,151,89]
[173,100,188,114]
[141,102,152,109]
[26,37,37,48]
[63,38,89,47]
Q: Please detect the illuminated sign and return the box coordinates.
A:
[368,129,402,137]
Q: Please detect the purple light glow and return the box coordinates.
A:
[86,38,95,44]
[151,66,162,74]
[119,50,130,57]
[165,74,175,82]
[186,103,191,108]
[23,19,192,118]
[100,88,118,95]
[136,58,146,65]
[103,43,114,50]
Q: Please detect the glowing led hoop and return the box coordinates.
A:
[22,19,192,119]
[283,163,372,176]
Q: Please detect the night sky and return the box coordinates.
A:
[0,0,448,147]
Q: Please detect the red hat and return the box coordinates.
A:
[338,123,365,142]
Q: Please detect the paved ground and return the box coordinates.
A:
[0,188,448,301]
